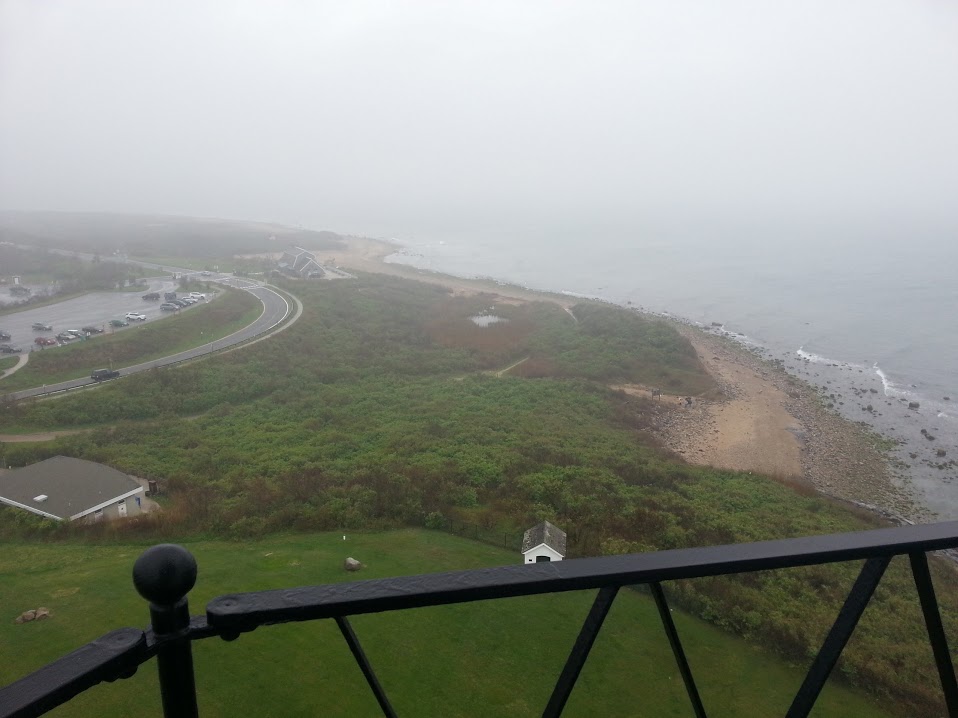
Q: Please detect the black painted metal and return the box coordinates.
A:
[206,521,958,632]
[786,556,891,718]
[6,522,958,718]
[133,545,200,718]
[334,616,397,718]
[650,582,707,718]
[0,628,145,718]
[542,586,619,718]
[909,552,958,716]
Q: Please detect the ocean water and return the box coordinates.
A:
[385,224,958,519]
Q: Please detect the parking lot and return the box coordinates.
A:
[0,278,208,352]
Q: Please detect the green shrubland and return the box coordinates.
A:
[0,274,953,715]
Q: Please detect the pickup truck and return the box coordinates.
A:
[91,368,120,382]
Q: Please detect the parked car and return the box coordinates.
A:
[142,292,161,300]
[56,332,78,342]
[81,326,104,334]
[109,318,129,327]
[65,329,84,337]
[160,303,179,312]
[170,299,187,307]
[179,297,196,305]
[31,322,53,331]
[34,336,58,346]
[189,292,206,300]
[201,271,212,276]
[91,368,120,382]
[0,331,10,340]
[0,344,22,354]
[164,292,177,300]
[125,312,146,321]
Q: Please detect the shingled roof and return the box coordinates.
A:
[0,456,143,521]
[521,521,567,556]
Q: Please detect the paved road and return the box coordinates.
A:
[3,277,291,401]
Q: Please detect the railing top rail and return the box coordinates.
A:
[0,628,146,718]
[207,520,958,629]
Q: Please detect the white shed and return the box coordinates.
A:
[521,521,567,564]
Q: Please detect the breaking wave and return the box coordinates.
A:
[796,347,863,368]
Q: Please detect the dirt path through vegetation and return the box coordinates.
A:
[0,352,28,379]
[0,429,86,442]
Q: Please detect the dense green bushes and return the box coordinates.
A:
[0,273,953,714]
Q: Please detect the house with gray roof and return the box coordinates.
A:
[0,456,145,522]
[521,520,567,563]
[278,247,325,279]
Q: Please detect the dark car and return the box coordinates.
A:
[160,303,179,311]
[31,322,53,331]
[0,344,23,354]
[109,318,129,327]
[82,325,105,334]
[0,330,10,340]
[164,292,177,300]
[56,332,78,342]
[142,292,161,300]
[91,368,120,382]
[34,336,58,346]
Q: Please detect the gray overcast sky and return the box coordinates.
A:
[1,1,957,238]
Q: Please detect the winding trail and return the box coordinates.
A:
[0,352,28,380]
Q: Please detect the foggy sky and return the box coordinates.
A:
[2,1,957,239]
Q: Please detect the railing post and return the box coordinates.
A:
[133,544,200,718]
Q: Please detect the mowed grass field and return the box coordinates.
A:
[1,530,890,718]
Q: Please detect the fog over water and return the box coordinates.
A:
[2,2,957,512]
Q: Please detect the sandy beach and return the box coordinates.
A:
[308,236,923,524]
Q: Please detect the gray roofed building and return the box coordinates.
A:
[521,521,567,563]
[0,456,144,522]
[278,247,325,278]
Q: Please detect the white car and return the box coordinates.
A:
[125,312,147,321]
[189,292,206,300]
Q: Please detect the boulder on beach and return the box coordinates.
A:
[938,449,947,458]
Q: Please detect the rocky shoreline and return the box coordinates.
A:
[657,324,928,525]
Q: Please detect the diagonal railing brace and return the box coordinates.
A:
[787,555,891,718]
[334,616,397,718]
[909,552,958,717]
[651,582,707,718]
[542,586,619,718]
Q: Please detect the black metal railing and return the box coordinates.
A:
[3,520,958,717]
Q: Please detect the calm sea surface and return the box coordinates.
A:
[385,225,958,518]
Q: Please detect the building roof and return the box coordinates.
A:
[521,521,567,556]
[0,456,143,521]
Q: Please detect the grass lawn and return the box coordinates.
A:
[0,289,262,392]
[0,356,19,372]
[0,530,891,718]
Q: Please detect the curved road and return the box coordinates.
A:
[4,278,292,401]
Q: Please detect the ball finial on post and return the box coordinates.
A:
[133,544,197,608]
[133,544,200,717]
